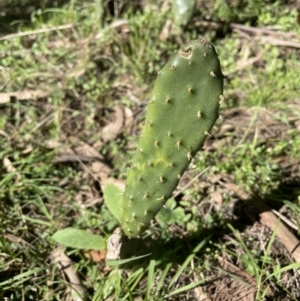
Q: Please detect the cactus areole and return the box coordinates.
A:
[121,40,224,237]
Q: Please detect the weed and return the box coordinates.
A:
[1,0,300,300]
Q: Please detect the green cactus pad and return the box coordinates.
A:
[121,40,224,237]
[173,0,195,27]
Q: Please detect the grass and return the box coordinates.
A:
[1,0,300,300]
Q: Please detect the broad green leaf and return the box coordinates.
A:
[52,227,105,250]
[103,183,123,224]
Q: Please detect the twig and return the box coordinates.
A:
[226,54,262,76]
[52,154,107,164]
[3,156,22,183]
[95,20,129,40]
[0,24,73,41]
[259,210,300,262]
[260,36,300,49]
[51,245,86,301]
[272,209,299,231]
[230,23,297,37]
[230,22,300,48]
[173,166,210,199]
[0,90,50,104]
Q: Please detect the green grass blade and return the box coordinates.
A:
[0,267,45,288]
[121,267,145,301]
[264,262,300,282]
[145,259,156,299]
[106,253,151,267]
[155,262,172,295]
[227,223,259,279]
[168,237,208,289]
[165,279,205,298]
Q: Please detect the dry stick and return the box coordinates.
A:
[259,210,300,262]
[272,209,299,231]
[51,246,86,301]
[260,37,300,49]
[52,154,108,164]
[0,24,73,41]
[0,90,51,104]
[226,55,262,76]
[230,23,297,37]
[173,166,211,199]
[95,20,129,40]
[230,23,300,48]
[222,182,300,263]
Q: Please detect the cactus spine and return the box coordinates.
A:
[121,40,224,237]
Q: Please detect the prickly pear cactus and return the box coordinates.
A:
[121,40,224,237]
[173,0,195,27]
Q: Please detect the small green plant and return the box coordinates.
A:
[53,39,223,251]
[3,1,300,300]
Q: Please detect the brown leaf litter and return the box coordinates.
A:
[51,246,86,301]
[207,257,257,301]
[205,219,300,300]
[189,104,300,300]
[0,90,50,104]
[100,105,124,142]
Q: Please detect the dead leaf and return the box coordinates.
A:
[67,68,86,79]
[95,20,129,40]
[159,19,172,41]
[194,286,211,301]
[193,271,211,301]
[210,191,223,209]
[0,90,50,104]
[51,246,86,301]
[83,249,106,262]
[209,174,224,184]
[44,140,65,149]
[52,139,109,168]
[124,107,134,132]
[74,141,103,159]
[101,106,124,142]
[3,156,21,182]
[91,161,112,182]
[259,211,300,262]
[53,154,103,163]
[3,156,15,173]
[21,145,33,154]
[211,256,257,301]
[101,177,126,192]
[4,233,29,245]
